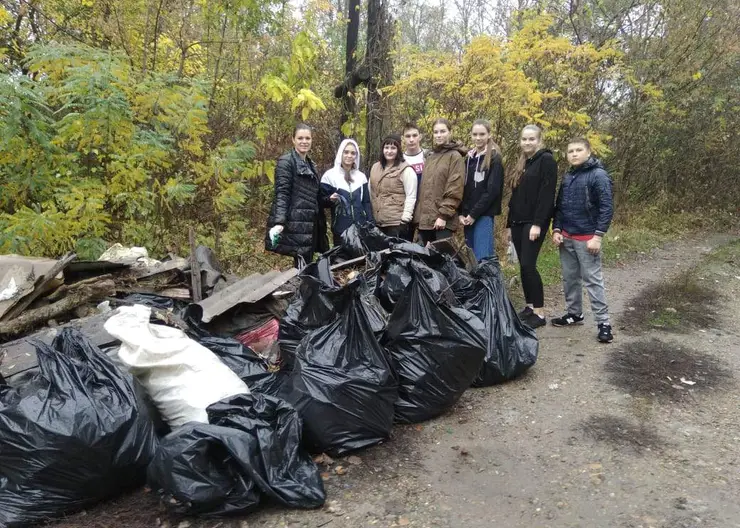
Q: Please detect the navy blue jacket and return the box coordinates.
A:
[553,157,614,236]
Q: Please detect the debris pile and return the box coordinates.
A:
[0,223,539,524]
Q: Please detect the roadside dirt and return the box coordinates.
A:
[53,232,740,528]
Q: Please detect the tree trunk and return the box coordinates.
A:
[340,0,361,134]
[365,0,394,172]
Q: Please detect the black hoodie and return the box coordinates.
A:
[506,149,558,229]
[459,148,505,219]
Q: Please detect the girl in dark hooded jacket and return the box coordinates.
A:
[320,139,374,245]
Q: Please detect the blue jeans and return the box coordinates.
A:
[464,216,495,262]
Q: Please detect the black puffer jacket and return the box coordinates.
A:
[553,157,613,236]
[265,150,329,257]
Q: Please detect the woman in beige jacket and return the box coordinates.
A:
[368,134,418,239]
[413,118,465,245]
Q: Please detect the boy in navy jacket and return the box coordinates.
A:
[551,137,614,343]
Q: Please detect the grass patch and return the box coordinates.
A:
[621,269,718,333]
[579,414,668,454]
[604,338,733,402]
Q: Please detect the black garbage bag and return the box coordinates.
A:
[382,270,487,424]
[377,248,458,312]
[467,257,539,386]
[283,280,397,455]
[147,393,325,517]
[279,274,351,368]
[439,257,478,303]
[199,335,286,397]
[0,328,158,527]
[360,264,389,337]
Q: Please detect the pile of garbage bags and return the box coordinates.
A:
[0,223,538,524]
[0,329,158,527]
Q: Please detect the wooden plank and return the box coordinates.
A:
[0,279,115,339]
[1,252,77,322]
[189,227,203,302]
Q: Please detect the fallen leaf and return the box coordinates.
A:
[314,453,335,466]
[334,465,347,475]
[414,425,423,431]
[346,455,362,465]
[399,518,410,526]
[320,472,330,481]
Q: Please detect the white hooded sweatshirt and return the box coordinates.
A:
[320,139,369,196]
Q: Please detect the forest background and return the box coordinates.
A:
[0,0,737,273]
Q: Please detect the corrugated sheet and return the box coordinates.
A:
[197,268,298,323]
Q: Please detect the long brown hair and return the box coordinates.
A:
[510,124,543,189]
[471,119,501,171]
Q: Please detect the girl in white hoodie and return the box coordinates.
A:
[320,139,374,245]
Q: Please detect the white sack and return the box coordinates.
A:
[104,304,249,428]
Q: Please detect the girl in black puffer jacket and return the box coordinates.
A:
[265,124,329,267]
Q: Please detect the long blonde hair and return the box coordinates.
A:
[471,119,501,171]
[510,124,543,189]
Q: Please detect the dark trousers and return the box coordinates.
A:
[418,228,453,245]
[380,224,412,241]
[511,223,546,308]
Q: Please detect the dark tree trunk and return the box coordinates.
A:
[365,0,394,172]
[340,0,361,134]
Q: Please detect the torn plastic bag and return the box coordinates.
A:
[0,328,158,527]
[382,269,486,423]
[282,279,397,455]
[467,257,539,386]
[104,304,249,428]
[198,335,286,397]
[376,247,458,312]
[235,317,280,354]
[147,393,325,517]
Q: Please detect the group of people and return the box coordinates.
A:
[265,121,614,343]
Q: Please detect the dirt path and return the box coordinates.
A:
[57,232,740,528]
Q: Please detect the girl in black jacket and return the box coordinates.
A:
[265,123,329,268]
[505,124,558,328]
[458,119,504,261]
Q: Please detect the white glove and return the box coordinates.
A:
[269,225,284,246]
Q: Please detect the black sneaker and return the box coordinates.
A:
[525,312,547,329]
[597,323,614,343]
[518,306,533,320]
[551,313,585,327]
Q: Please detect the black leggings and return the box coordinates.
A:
[511,223,546,308]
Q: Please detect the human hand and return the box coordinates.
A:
[329,193,339,202]
[529,225,541,241]
[587,235,602,255]
[434,217,446,230]
[459,215,466,226]
[552,232,563,246]
[464,215,474,226]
